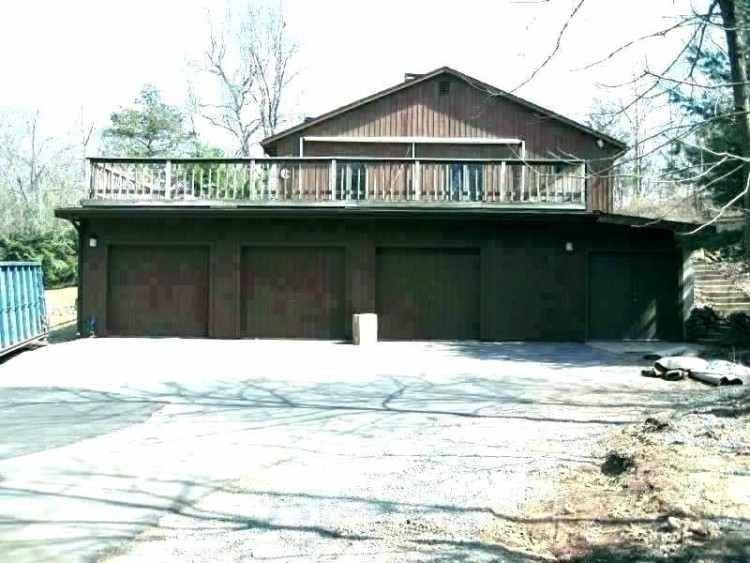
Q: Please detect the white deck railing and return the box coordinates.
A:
[87,157,588,207]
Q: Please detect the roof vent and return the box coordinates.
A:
[303,116,315,123]
[404,72,423,82]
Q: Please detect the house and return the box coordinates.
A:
[56,67,693,342]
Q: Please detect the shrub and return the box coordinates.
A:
[0,229,78,289]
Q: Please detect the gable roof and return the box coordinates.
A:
[261,66,627,150]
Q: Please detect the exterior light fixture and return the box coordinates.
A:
[596,139,605,149]
[89,235,98,248]
[565,241,574,252]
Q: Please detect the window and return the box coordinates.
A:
[449,164,484,202]
[335,163,367,200]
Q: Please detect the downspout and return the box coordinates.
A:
[70,219,84,338]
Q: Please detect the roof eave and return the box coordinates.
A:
[594,212,710,233]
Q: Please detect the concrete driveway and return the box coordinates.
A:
[0,339,701,562]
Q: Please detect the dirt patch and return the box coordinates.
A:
[483,392,750,561]
[45,286,77,329]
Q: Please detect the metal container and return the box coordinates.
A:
[0,262,48,357]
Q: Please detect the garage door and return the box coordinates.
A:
[588,252,681,340]
[240,247,346,339]
[377,248,480,340]
[107,245,210,337]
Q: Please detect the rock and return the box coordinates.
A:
[644,417,670,432]
[665,505,692,518]
[688,521,708,538]
[667,516,682,531]
[601,451,636,476]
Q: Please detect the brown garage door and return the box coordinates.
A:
[240,247,346,339]
[377,248,480,340]
[107,245,210,337]
[588,252,682,340]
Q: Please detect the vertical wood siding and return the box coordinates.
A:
[269,75,619,212]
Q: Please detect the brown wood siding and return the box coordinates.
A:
[268,75,617,212]
[376,248,480,340]
[240,246,346,339]
[81,216,682,342]
[106,245,210,336]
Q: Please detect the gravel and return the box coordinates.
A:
[0,339,702,563]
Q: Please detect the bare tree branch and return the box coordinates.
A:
[511,0,587,92]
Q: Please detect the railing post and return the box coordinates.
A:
[296,163,302,200]
[330,159,337,200]
[249,160,255,199]
[499,162,507,202]
[413,160,421,201]
[580,162,587,205]
[164,160,172,199]
[86,161,94,198]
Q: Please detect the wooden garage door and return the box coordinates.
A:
[107,245,210,337]
[377,248,480,340]
[240,247,346,339]
[588,252,681,340]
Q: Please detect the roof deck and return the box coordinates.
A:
[86,157,589,209]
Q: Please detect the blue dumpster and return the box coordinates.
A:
[0,262,48,357]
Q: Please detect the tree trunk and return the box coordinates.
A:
[718,0,750,260]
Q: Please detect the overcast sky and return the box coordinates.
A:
[0,0,707,151]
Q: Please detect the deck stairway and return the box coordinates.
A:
[693,261,750,314]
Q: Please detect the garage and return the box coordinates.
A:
[588,252,682,340]
[376,248,480,340]
[107,245,210,337]
[240,247,346,339]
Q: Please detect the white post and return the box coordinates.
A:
[500,161,507,202]
[414,160,421,201]
[248,160,255,199]
[580,162,586,204]
[520,141,526,202]
[330,159,337,200]
[164,160,172,199]
[86,161,93,198]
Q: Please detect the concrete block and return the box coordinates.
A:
[353,313,377,345]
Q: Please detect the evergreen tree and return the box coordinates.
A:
[668,45,742,208]
[102,85,197,157]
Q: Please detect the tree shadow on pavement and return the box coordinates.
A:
[0,340,730,562]
[441,341,644,368]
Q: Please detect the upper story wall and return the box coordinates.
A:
[265,74,622,212]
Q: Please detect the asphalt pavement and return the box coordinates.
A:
[0,338,696,562]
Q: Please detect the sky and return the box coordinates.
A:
[0,0,711,153]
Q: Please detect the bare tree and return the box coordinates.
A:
[587,77,663,210]
[521,0,750,256]
[195,2,298,156]
[0,110,79,235]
